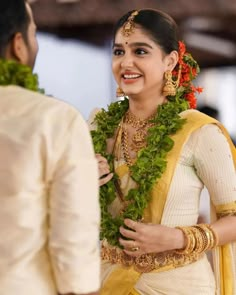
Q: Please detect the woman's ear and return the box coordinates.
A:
[165,50,179,71]
[10,32,28,64]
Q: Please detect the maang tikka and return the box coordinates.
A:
[122,10,139,37]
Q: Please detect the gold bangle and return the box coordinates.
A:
[205,224,219,248]
[191,227,205,254]
[193,226,209,253]
[175,226,195,254]
[198,224,214,249]
[196,224,219,250]
[175,223,219,255]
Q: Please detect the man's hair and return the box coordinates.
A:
[0,0,30,58]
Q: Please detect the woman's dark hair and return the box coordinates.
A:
[0,0,30,57]
[113,9,179,54]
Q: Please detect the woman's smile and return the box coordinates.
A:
[122,71,142,84]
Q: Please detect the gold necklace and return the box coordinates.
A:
[121,110,156,166]
[125,110,155,128]
[121,125,133,167]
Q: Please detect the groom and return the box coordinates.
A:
[0,1,100,295]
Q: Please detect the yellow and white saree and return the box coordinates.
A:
[94,110,236,295]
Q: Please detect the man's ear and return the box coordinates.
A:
[10,32,28,64]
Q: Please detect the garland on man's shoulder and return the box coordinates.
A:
[91,41,202,247]
[0,59,44,93]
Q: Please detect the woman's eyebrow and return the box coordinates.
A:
[113,42,153,49]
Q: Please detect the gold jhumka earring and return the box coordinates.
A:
[116,86,125,97]
[122,10,139,37]
[162,65,182,97]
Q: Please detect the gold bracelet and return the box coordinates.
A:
[204,224,219,248]
[175,224,219,255]
[195,224,219,250]
[193,226,209,253]
[191,227,205,254]
[175,226,195,254]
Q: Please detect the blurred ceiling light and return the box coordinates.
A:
[184,32,236,58]
[183,17,222,31]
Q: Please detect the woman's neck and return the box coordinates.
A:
[128,94,167,119]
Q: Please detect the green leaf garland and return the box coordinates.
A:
[0,59,44,93]
[91,97,189,247]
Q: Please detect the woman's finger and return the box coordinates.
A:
[119,225,137,240]
[96,153,108,164]
[98,164,110,177]
[124,219,140,232]
[119,237,138,249]
[99,172,113,186]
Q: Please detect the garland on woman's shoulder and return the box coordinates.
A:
[0,59,44,93]
[91,41,202,247]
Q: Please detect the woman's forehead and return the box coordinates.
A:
[114,27,154,44]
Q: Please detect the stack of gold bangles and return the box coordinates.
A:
[175,224,219,255]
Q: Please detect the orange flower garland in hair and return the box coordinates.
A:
[172,41,203,109]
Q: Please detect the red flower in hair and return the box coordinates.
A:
[171,41,202,109]
[178,41,186,64]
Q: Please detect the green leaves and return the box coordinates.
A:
[92,98,187,247]
[0,59,44,93]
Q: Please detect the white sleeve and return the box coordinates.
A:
[49,112,100,294]
[193,124,236,206]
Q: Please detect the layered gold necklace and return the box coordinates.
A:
[121,110,155,166]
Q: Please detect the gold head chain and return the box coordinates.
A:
[122,10,139,37]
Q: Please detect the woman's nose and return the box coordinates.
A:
[120,53,134,68]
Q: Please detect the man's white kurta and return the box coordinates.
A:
[0,85,100,295]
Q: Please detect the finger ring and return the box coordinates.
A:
[131,246,140,252]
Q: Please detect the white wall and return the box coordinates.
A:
[34,32,115,119]
[34,33,236,137]
[197,67,236,138]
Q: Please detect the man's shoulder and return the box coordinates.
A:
[7,85,80,119]
[22,86,76,111]
[0,85,85,133]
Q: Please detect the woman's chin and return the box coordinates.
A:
[123,89,142,97]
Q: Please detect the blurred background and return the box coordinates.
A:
[30,0,236,144]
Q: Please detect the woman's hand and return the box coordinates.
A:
[119,219,185,256]
[96,154,113,186]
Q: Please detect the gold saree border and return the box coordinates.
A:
[129,288,141,295]
[101,241,203,273]
[101,266,141,295]
[215,201,236,218]
[211,133,236,295]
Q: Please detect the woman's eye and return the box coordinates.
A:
[135,48,147,55]
[113,49,124,56]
